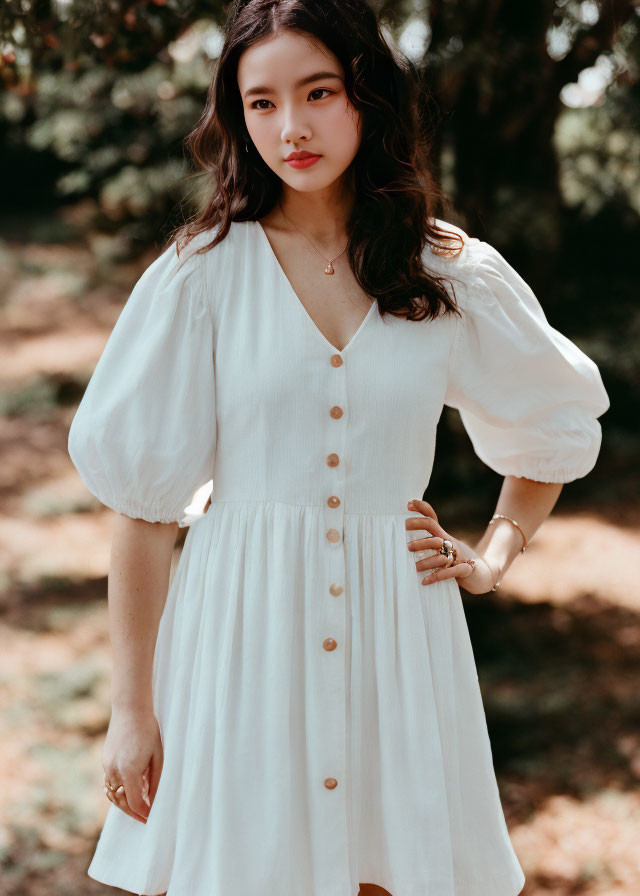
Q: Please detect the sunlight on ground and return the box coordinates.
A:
[512,791,640,894]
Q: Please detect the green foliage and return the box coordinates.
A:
[1,0,638,237]
[0,0,637,458]
[1,11,222,223]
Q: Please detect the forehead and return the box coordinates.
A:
[237,30,342,89]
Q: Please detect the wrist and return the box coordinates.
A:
[475,554,502,591]
[111,694,154,714]
[473,524,522,590]
[488,514,528,553]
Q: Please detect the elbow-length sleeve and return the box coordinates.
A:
[443,240,610,483]
[68,237,218,525]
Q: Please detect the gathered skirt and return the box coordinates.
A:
[87,499,525,896]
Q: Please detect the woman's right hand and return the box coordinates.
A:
[102,704,164,823]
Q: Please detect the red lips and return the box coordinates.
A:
[285,151,320,161]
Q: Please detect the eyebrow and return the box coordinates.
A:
[242,71,343,100]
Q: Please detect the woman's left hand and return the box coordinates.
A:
[405,498,495,594]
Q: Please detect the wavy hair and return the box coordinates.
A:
[169,0,465,322]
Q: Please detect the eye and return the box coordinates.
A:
[308,87,333,101]
[249,88,334,110]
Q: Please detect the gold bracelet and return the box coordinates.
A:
[488,513,528,553]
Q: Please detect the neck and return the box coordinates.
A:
[279,179,355,243]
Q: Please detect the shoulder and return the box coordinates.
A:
[143,221,241,314]
[174,221,235,273]
[119,226,227,322]
[421,217,485,282]
[419,218,487,319]
[423,219,529,309]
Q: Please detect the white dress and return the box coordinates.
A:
[67,218,609,896]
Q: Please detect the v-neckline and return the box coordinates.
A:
[254,219,376,355]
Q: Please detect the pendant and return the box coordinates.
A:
[324,262,334,275]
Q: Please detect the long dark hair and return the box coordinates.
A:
[170,0,465,322]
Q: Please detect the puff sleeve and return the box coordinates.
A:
[443,240,610,483]
[67,237,217,525]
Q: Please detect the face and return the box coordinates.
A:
[237,29,361,194]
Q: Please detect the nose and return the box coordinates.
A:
[280,105,312,144]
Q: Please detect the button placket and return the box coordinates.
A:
[320,352,348,843]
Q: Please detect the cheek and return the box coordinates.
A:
[324,103,361,153]
[247,116,274,150]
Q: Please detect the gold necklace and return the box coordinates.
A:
[277,200,348,275]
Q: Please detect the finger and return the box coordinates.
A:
[422,564,469,586]
[122,768,151,820]
[103,770,126,797]
[414,554,451,573]
[445,561,475,579]
[107,786,148,823]
[405,515,445,537]
[148,745,164,805]
[407,499,438,521]
[407,535,443,553]
[116,786,148,823]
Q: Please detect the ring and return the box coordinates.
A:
[439,538,457,567]
[104,785,125,804]
[104,777,125,795]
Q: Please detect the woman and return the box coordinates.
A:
[67,1,610,895]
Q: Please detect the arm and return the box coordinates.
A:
[472,476,564,588]
[102,514,178,823]
[65,238,218,823]
[109,514,178,710]
[428,239,608,592]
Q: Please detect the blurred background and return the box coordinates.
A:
[0,1,638,894]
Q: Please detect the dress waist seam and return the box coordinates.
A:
[208,497,411,517]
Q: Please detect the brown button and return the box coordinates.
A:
[323,638,337,651]
[329,583,344,596]
[324,777,338,789]
[326,453,339,467]
[327,495,340,508]
[330,406,343,419]
[330,354,343,367]
[326,528,341,543]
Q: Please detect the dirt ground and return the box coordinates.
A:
[1,235,638,896]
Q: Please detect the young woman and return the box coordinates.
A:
[67,1,610,895]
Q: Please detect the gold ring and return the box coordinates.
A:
[104,780,125,795]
